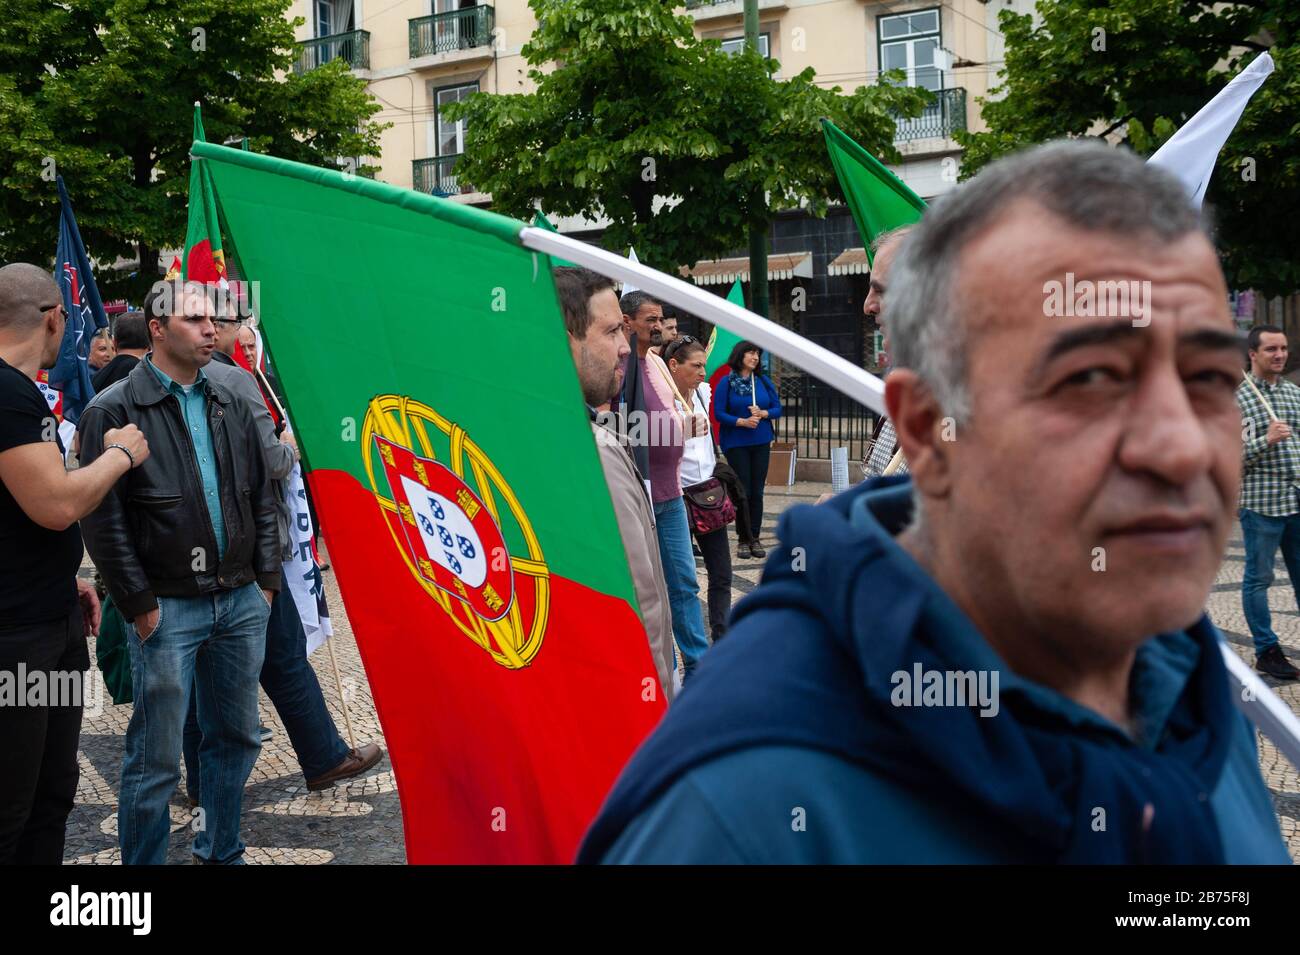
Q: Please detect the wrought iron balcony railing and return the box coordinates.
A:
[293,30,370,74]
[893,87,966,142]
[409,6,495,58]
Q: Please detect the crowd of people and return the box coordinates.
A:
[0,270,381,865]
[3,135,1299,866]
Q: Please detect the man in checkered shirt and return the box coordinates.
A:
[862,227,912,478]
[1237,323,1300,680]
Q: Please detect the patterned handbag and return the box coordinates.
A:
[682,476,736,534]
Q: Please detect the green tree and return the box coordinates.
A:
[444,0,928,273]
[957,0,1299,297]
[0,0,386,298]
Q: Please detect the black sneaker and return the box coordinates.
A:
[749,541,767,558]
[1255,645,1300,681]
[259,724,274,744]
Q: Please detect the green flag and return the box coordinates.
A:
[704,279,746,380]
[822,119,927,264]
[193,141,666,864]
[531,210,577,267]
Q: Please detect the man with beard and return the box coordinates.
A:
[557,269,675,700]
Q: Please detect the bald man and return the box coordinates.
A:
[0,263,149,864]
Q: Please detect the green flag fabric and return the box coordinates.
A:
[822,119,927,264]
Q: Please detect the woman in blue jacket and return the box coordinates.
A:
[713,341,782,559]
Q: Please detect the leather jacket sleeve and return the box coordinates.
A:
[234,397,282,593]
[77,404,157,619]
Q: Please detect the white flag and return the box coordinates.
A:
[620,246,641,297]
[1148,53,1274,207]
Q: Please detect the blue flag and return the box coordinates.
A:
[50,175,108,424]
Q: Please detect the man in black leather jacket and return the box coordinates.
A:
[79,280,280,865]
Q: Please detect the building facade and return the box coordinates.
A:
[289,0,1030,381]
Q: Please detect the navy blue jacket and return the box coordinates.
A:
[578,479,1290,864]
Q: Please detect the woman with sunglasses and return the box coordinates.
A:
[664,336,734,642]
[713,340,782,559]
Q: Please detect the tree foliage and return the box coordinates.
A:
[0,0,387,297]
[957,0,1299,296]
[445,0,928,272]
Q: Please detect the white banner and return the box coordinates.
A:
[283,457,332,655]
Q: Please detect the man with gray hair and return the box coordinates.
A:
[861,226,912,478]
[579,140,1288,864]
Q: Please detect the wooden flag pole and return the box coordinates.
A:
[1242,372,1279,422]
[882,447,906,476]
[251,352,357,749]
[325,636,356,750]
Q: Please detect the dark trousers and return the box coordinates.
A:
[0,605,87,864]
[711,457,752,545]
[184,589,347,789]
[693,525,733,639]
[725,443,772,542]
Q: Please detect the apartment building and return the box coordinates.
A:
[289,0,1030,369]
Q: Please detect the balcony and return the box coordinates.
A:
[293,30,370,74]
[409,6,495,59]
[684,0,787,21]
[893,87,966,143]
[413,155,471,197]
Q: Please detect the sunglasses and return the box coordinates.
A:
[39,303,69,321]
[662,335,699,362]
[212,317,244,328]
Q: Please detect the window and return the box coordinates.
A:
[720,33,770,58]
[435,82,478,156]
[878,8,941,91]
[316,0,355,38]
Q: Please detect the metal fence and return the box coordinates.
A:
[409,6,495,58]
[767,375,879,462]
[893,87,966,142]
[292,30,370,74]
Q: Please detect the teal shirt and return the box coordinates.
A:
[146,356,226,559]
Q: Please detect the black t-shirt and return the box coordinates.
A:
[92,353,140,392]
[0,358,83,626]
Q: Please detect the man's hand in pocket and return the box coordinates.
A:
[135,608,160,640]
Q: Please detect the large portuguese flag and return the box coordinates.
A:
[194,141,667,864]
[703,279,746,437]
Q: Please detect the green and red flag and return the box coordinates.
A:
[182,104,228,283]
[822,119,927,264]
[703,279,746,436]
[195,141,666,864]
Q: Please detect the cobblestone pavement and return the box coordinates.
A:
[66,481,1300,862]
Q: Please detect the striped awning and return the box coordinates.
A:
[828,247,870,276]
[680,252,813,286]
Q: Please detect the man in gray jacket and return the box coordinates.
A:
[555,267,676,702]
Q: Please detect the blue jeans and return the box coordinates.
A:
[119,584,269,865]
[653,496,711,671]
[184,589,347,786]
[1240,507,1300,656]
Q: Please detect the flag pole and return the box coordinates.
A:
[1242,371,1279,422]
[325,636,356,750]
[253,354,355,747]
